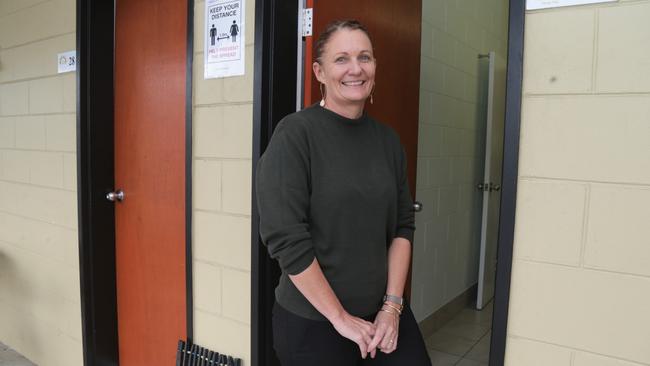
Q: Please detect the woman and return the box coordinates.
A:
[256,20,431,365]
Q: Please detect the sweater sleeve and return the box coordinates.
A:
[395,145,415,243]
[255,119,315,275]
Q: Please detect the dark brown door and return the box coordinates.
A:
[304,0,422,196]
[114,0,188,364]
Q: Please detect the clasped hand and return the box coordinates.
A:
[331,309,400,359]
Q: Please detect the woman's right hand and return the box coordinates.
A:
[330,312,377,359]
[286,260,377,357]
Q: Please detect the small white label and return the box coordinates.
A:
[57,51,77,73]
[527,0,617,10]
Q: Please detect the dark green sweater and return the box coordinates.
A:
[256,104,415,320]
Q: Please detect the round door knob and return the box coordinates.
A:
[106,189,124,202]
[413,201,423,212]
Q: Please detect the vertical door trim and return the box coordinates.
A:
[489,1,525,365]
[77,0,119,364]
[251,1,300,365]
[296,0,306,111]
[77,0,195,364]
[185,0,196,342]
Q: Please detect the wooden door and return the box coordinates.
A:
[302,1,422,296]
[114,0,188,364]
[303,0,422,196]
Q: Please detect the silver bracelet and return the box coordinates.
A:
[383,294,404,306]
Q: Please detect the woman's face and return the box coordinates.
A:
[313,29,376,111]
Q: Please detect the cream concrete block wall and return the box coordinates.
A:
[0,0,80,365]
[191,0,254,364]
[411,0,509,322]
[508,1,650,365]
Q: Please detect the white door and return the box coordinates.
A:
[477,51,506,310]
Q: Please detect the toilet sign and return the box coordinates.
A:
[204,0,245,79]
[527,0,616,10]
[57,51,76,73]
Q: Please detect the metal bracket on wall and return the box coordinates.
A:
[302,8,313,37]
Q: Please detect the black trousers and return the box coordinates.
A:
[272,301,432,366]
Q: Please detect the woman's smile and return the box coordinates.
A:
[342,80,366,86]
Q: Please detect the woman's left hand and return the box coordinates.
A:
[367,306,400,357]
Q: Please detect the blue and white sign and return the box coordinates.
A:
[204,0,245,79]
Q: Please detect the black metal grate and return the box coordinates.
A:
[176,340,242,366]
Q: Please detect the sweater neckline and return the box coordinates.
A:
[316,104,368,125]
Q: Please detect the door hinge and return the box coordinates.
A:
[302,8,313,37]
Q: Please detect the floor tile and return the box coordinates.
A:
[0,342,35,366]
[423,301,494,365]
[425,331,476,356]
[465,333,491,363]
[427,349,461,366]
[438,317,491,342]
[456,357,488,366]
[454,306,493,326]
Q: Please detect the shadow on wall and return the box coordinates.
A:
[0,249,40,361]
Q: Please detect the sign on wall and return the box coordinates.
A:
[527,0,617,10]
[57,51,76,73]
[204,0,245,79]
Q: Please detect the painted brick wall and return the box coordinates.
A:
[506,1,650,365]
[0,0,81,365]
[191,1,255,364]
[411,0,509,322]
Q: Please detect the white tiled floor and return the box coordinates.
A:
[425,301,493,366]
[0,342,36,366]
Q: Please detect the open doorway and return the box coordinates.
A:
[252,1,523,365]
[410,1,509,364]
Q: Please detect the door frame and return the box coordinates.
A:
[76,0,196,364]
[251,1,301,365]
[251,1,526,365]
[487,1,525,365]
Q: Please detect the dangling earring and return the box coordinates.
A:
[370,93,374,104]
[369,84,375,104]
[319,83,326,107]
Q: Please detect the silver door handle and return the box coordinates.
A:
[413,201,423,212]
[490,183,501,192]
[106,189,124,202]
